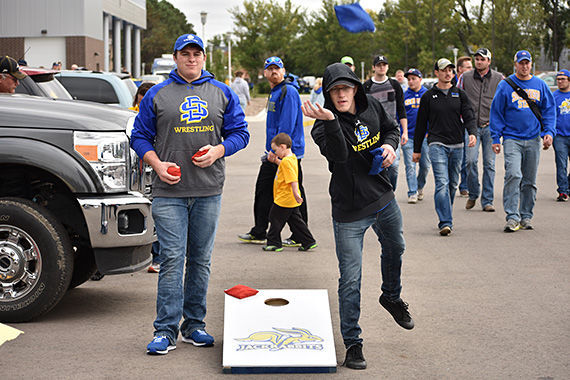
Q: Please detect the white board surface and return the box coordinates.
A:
[223,289,336,374]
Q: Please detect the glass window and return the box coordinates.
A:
[57,77,119,104]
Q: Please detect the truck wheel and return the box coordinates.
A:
[0,198,73,322]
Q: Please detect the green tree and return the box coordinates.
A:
[207,34,230,82]
[378,0,460,76]
[540,0,570,65]
[230,0,306,83]
[296,0,378,77]
[141,0,195,73]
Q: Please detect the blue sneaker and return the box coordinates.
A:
[182,329,214,347]
[146,335,176,355]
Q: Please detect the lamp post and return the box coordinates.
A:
[200,11,207,70]
[227,33,232,83]
[452,47,459,68]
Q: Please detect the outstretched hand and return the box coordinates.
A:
[301,100,335,121]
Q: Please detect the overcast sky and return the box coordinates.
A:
[167,0,384,42]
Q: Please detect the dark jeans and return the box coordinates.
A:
[248,159,307,240]
[267,204,315,248]
[332,200,405,347]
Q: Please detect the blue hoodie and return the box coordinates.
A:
[130,69,249,197]
[266,81,305,158]
[553,89,570,137]
[490,74,556,144]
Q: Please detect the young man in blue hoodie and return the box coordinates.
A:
[553,69,570,202]
[238,56,307,247]
[130,34,249,355]
[490,50,556,232]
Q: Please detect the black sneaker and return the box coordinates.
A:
[298,243,318,251]
[343,343,366,370]
[237,233,266,244]
[379,294,414,330]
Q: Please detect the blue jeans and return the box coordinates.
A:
[553,135,570,194]
[332,200,405,348]
[502,137,540,222]
[429,144,463,229]
[466,126,496,207]
[151,195,222,344]
[385,146,400,191]
[402,138,431,196]
[459,131,469,192]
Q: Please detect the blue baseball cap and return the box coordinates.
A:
[174,34,204,53]
[514,50,532,62]
[404,68,422,79]
[556,69,570,78]
[264,56,284,69]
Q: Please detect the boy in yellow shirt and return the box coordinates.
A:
[263,133,317,252]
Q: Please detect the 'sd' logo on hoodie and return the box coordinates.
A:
[354,120,370,142]
[179,95,209,123]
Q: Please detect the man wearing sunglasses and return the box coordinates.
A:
[0,56,26,93]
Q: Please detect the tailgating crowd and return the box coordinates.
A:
[2,32,569,371]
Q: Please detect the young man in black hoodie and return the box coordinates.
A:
[302,63,414,370]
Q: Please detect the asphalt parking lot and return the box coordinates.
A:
[2,109,569,379]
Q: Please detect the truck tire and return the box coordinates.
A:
[0,198,73,322]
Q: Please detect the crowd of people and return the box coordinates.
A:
[2,35,568,371]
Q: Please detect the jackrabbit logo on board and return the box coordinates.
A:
[235,327,324,351]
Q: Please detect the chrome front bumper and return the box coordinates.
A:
[77,192,154,248]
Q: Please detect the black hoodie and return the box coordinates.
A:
[311,63,400,222]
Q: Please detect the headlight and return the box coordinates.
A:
[74,131,129,192]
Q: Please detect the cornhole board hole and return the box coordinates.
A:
[223,289,337,374]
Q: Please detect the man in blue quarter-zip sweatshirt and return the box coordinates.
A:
[130,34,249,355]
[490,50,556,233]
[238,56,307,247]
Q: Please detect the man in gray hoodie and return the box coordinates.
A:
[131,34,249,355]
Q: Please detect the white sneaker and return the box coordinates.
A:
[417,189,424,201]
[408,194,418,204]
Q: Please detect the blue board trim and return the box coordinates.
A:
[223,366,337,374]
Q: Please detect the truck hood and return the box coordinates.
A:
[0,94,134,131]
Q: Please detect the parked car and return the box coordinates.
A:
[55,70,137,108]
[140,74,166,84]
[15,67,73,99]
[152,54,176,79]
[422,77,438,89]
[0,94,154,322]
[536,71,558,92]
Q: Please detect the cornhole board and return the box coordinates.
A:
[222,289,337,374]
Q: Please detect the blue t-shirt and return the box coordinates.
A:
[490,74,556,143]
[404,86,427,140]
[554,89,570,137]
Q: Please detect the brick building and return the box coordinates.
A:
[0,0,146,76]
